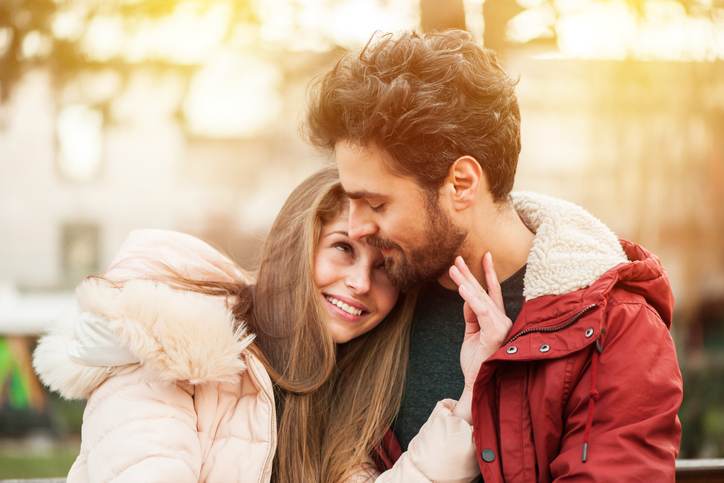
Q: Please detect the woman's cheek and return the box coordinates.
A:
[375,276,399,315]
[313,255,337,288]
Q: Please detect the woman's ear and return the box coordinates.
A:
[447,155,486,210]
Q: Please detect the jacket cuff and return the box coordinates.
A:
[404,398,480,481]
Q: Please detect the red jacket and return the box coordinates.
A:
[378,193,683,482]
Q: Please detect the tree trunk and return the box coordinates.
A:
[482,0,524,53]
[420,0,466,33]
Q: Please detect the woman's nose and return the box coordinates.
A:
[345,263,372,294]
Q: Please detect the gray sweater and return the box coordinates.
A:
[393,265,527,451]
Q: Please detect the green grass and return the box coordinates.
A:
[0,445,79,479]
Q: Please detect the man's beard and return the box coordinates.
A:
[367,195,466,290]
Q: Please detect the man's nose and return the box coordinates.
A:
[348,203,377,241]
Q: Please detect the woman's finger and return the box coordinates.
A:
[449,264,466,287]
[458,284,489,324]
[454,256,483,290]
[483,252,504,312]
[455,256,495,307]
[451,265,491,313]
[461,299,481,337]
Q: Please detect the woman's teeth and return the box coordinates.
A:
[325,295,364,316]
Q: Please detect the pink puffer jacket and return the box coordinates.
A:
[33,230,479,483]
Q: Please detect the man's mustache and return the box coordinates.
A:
[365,236,402,252]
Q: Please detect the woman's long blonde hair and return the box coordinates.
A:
[138,167,415,482]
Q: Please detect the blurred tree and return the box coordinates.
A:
[483,0,524,53]
[0,0,257,108]
[480,0,722,55]
[419,0,466,32]
[0,0,56,102]
[4,0,721,108]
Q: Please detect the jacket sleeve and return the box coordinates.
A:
[367,399,480,483]
[550,302,683,482]
[77,370,202,483]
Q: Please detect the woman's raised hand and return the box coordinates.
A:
[449,252,513,392]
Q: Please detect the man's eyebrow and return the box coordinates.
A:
[346,190,386,200]
[325,230,349,237]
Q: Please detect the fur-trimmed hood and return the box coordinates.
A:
[33,230,255,400]
[511,192,628,300]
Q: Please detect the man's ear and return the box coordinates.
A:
[447,156,486,210]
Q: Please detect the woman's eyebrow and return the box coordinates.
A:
[325,230,349,237]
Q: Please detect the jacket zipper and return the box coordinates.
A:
[503,303,598,345]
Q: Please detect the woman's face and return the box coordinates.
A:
[314,210,399,344]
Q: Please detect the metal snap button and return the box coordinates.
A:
[539,344,551,353]
[481,449,496,462]
[585,328,594,338]
[506,346,518,354]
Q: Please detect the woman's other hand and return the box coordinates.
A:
[450,252,513,393]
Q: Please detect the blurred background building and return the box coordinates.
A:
[0,0,722,477]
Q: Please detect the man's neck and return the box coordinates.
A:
[439,202,534,290]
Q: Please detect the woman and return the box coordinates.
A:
[33,167,503,482]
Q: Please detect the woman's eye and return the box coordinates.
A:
[370,203,385,212]
[333,242,353,254]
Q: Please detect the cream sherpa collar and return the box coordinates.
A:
[511,192,628,301]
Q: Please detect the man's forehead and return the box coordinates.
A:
[335,142,406,193]
[338,168,394,199]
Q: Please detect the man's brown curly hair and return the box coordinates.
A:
[305,29,521,202]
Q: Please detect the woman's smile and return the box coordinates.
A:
[322,292,370,321]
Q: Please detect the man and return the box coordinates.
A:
[306,30,683,481]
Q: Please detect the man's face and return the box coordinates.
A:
[335,141,466,289]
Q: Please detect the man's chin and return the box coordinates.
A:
[388,272,418,291]
[385,260,429,291]
[388,253,458,290]
[427,262,455,282]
